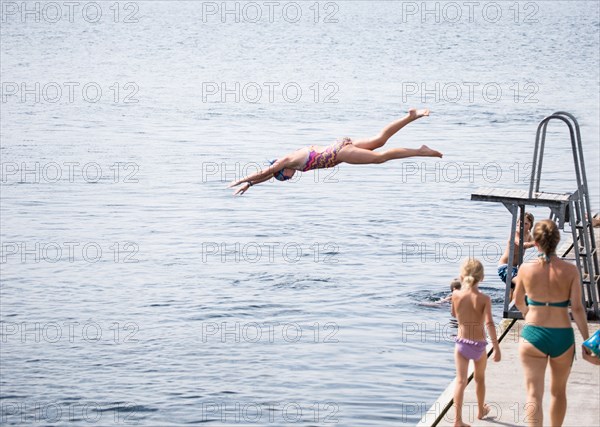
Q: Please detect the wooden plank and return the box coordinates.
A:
[471,188,573,207]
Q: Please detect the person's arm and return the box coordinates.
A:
[524,233,536,249]
[484,296,501,361]
[232,174,273,196]
[450,293,456,318]
[570,268,600,364]
[228,157,290,190]
[440,294,452,303]
[514,273,528,317]
[513,233,535,250]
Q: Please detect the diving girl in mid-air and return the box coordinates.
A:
[228,108,443,195]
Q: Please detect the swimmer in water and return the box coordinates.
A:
[419,278,462,308]
[228,108,442,195]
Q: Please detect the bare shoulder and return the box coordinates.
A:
[480,292,492,305]
[517,260,534,274]
[559,259,579,275]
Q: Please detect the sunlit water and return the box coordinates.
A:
[1,1,599,425]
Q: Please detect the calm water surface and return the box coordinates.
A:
[1,1,599,425]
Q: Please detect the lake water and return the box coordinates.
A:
[1,1,599,425]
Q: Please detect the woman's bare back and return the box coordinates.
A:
[517,257,578,327]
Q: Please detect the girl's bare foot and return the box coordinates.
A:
[478,403,491,420]
[418,144,443,158]
[409,108,430,119]
[453,422,471,427]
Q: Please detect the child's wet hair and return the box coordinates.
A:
[450,278,462,291]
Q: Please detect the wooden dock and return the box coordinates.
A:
[418,320,600,427]
[422,113,600,426]
[418,223,600,426]
[472,187,575,206]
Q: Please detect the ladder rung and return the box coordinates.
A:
[573,248,598,256]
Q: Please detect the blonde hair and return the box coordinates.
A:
[533,219,560,258]
[460,258,484,289]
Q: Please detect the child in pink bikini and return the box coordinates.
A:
[228,108,442,195]
[451,258,501,427]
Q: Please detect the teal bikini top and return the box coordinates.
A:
[526,252,569,307]
[526,296,570,307]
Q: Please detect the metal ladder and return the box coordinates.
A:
[535,112,599,318]
[471,112,599,319]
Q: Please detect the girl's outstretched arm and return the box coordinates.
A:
[228,157,291,192]
[232,173,273,196]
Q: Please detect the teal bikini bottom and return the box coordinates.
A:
[521,325,575,358]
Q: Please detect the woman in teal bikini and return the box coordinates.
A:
[514,219,599,427]
[228,108,442,195]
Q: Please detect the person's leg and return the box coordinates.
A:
[520,341,548,427]
[453,348,471,427]
[352,108,430,150]
[548,345,574,427]
[473,354,490,419]
[337,144,442,164]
